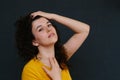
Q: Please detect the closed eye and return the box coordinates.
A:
[47,21,52,27]
[38,28,43,32]
[48,23,52,27]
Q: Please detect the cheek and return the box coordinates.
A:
[35,32,48,41]
[52,27,57,34]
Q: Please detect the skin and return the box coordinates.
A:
[31,11,90,80]
[32,17,58,47]
[32,17,61,80]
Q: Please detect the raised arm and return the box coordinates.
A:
[51,14,90,60]
[31,11,90,60]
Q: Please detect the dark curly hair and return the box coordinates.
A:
[15,13,68,69]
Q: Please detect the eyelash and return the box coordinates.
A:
[48,24,52,27]
[38,23,52,32]
[38,28,43,32]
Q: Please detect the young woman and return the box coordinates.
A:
[15,11,90,80]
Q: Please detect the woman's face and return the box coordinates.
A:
[32,17,58,47]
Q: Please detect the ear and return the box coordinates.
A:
[32,40,39,46]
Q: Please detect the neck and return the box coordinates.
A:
[37,45,55,59]
[37,45,55,67]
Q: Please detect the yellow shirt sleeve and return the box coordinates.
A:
[22,66,40,80]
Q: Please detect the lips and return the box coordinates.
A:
[48,33,55,38]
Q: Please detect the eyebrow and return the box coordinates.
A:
[35,21,51,30]
[36,25,42,30]
[47,21,51,24]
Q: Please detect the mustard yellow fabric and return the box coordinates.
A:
[22,57,72,80]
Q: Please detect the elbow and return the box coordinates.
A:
[84,24,90,33]
[87,24,90,32]
[76,24,90,34]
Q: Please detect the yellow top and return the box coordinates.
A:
[22,57,72,80]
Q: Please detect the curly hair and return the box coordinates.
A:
[15,13,68,69]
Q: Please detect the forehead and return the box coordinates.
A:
[32,17,49,27]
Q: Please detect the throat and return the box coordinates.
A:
[37,56,52,68]
[37,45,55,68]
[37,45,55,59]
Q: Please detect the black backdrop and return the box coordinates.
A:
[0,0,120,80]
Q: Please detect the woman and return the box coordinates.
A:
[15,11,90,80]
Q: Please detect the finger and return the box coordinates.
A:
[49,58,55,68]
[30,13,36,19]
[53,58,59,67]
[31,11,40,18]
[42,66,50,75]
[31,11,43,15]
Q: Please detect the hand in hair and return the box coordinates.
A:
[31,11,54,20]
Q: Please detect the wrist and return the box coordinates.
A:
[52,76,61,80]
[50,14,58,20]
[53,79,61,80]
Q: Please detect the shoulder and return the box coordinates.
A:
[23,58,43,72]
[62,68,70,74]
[22,58,45,80]
[61,69,72,80]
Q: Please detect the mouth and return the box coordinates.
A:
[48,33,55,38]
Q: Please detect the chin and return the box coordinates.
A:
[46,37,58,46]
[55,37,58,43]
[52,39,58,44]
[51,38,58,45]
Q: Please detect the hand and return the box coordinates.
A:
[31,11,54,19]
[42,57,61,80]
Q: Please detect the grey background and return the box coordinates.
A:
[0,0,120,80]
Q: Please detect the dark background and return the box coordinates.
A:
[0,0,120,80]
